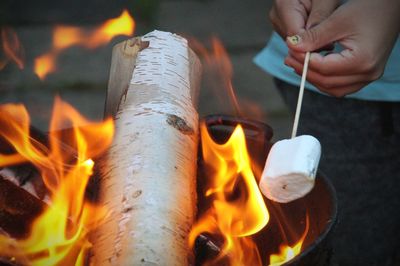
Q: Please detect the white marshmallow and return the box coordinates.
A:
[259,135,321,203]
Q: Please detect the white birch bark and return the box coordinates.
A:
[91,30,201,266]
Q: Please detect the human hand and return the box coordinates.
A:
[269,0,339,40]
[285,0,400,97]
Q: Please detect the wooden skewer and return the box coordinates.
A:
[291,51,311,139]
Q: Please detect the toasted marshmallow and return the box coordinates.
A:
[259,135,321,203]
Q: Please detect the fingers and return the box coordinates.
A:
[284,54,374,96]
[306,0,340,29]
[286,20,339,53]
[288,50,359,75]
[285,54,369,86]
[269,5,286,38]
[288,50,383,78]
[286,5,346,53]
[269,0,309,38]
[316,82,370,98]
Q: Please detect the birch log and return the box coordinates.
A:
[91,30,202,266]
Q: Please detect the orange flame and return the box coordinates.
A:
[189,123,269,265]
[0,27,24,70]
[269,215,309,266]
[190,38,242,116]
[34,9,135,80]
[190,37,268,121]
[0,97,114,265]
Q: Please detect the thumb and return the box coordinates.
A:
[286,12,341,52]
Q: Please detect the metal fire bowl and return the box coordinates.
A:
[201,115,338,266]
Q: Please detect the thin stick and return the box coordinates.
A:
[291,51,311,138]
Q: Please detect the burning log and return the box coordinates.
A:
[0,127,49,239]
[91,30,202,265]
[193,234,221,265]
[0,173,46,239]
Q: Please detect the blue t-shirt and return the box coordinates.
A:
[254,32,400,102]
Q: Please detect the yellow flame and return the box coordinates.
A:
[269,215,309,266]
[0,97,114,265]
[34,9,135,80]
[189,123,269,265]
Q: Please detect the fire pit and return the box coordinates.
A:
[194,115,337,266]
[0,114,337,266]
[0,30,337,265]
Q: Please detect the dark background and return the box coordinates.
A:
[0,0,291,140]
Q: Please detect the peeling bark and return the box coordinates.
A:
[166,114,195,135]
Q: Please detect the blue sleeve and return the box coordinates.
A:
[254,32,400,102]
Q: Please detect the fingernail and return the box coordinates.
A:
[287,35,301,45]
